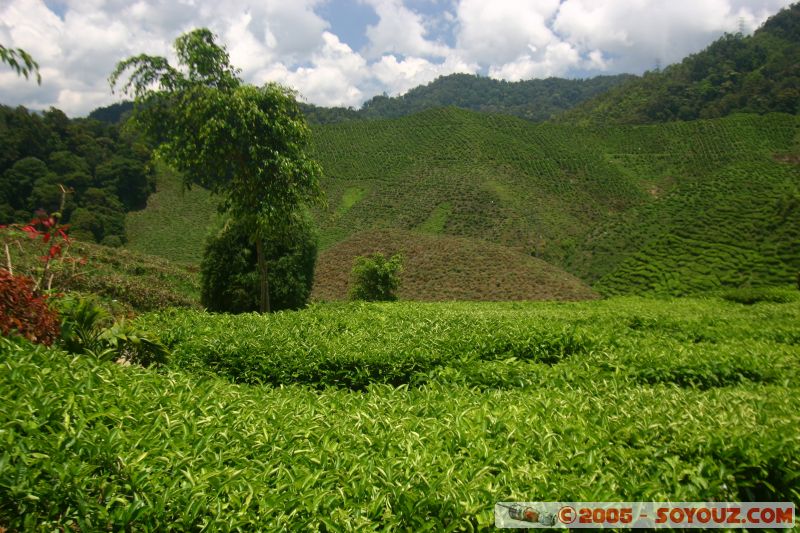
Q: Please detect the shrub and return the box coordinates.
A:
[0,269,59,345]
[200,215,318,313]
[349,252,403,301]
[54,293,111,354]
[54,293,168,366]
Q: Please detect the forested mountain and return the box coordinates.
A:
[87,101,134,124]
[0,104,153,245]
[561,3,800,125]
[300,73,633,124]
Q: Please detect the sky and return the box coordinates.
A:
[0,0,794,116]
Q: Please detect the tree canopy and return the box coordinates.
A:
[110,28,324,312]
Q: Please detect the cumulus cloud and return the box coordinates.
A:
[263,32,368,108]
[553,0,794,73]
[488,41,580,81]
[372,53,477,95]
[0,0,329,115]
[456,0,561,65]
[0,0,794,115]
[362,0,451,59]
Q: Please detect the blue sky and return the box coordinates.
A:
[0,0,794,116]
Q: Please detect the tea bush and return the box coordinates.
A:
[1,323,798,530]
[137,297,800,390]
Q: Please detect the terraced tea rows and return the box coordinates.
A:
[2,296,799,529]
[125,108,800,298]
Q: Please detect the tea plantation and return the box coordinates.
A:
[125,109,800,300]
[2,296,799,530]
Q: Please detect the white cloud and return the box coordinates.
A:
[455,0,561,65]
[0,0,795,115]
[263,32,368,108]
[489,41,580,81]
[553,0,794,72]
[363,0,450,58]
[372,53,476,95]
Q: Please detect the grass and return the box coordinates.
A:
[335,186,367,217]
[125,163,220,265]
[416,202,452,234]
[2,296,799,529]
[311,229,598,302]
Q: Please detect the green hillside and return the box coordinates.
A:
[125,163,219,264]
[560,3,800,125]
[314,109,800,294]
[313,107,645,260]
[0,229,200,311]
[123,107,800,297]
[301,73,633,124]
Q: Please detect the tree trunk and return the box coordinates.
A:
[255,238,271,313]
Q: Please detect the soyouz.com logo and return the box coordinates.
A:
[494,502,795,528]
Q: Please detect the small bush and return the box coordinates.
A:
[55,293,168,366]
[55,293,112,354]
[349,252,403,301]
[0,269,60,345]
[200,215,318,313]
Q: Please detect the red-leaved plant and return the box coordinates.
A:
[0,268,60,345]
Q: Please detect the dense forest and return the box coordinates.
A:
[300,73,634,124]
[89,74,633,126]
[0,105,152,245]
[561,3,800,124]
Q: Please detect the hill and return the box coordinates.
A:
[312,107,645,260]
[122,107,800,297]
[311,229,598,301]
[0,229,200,311]
[301,73,633,124]
[92,74,631,126]
[313,108,800,294]
[125,163,220,264]
[560,3,800,125]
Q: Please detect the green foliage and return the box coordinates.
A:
[0,104,153,243]
[0,44,40,83]
[1,297,798,529]
[97,320,169,367]
[111,28,324,312]
[135,296,800,390]
[349,252,403,302]
[200,215,318,313]
[301,73,634,124]
[561,4,800,125]
[719,287,798,305]
[54,293,112,354]
[54,293,168,366]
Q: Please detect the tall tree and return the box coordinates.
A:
[110,29,324,312]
